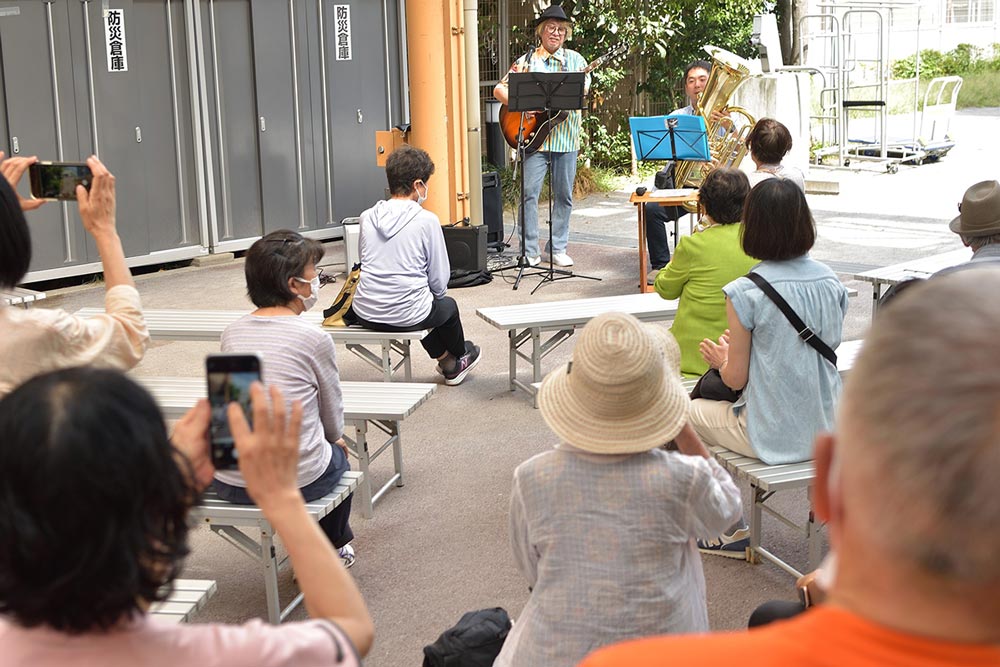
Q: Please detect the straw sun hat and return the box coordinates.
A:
[538,312,690,455]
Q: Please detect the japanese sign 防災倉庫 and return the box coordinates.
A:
[334,5,352,61]
[104,8,128,72]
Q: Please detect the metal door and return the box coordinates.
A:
[199,0,265,246]
[323,0,393,221]
[251,0,302,232]
[78,0,150,257]
[129,0,201,250]
[0,1,87,272]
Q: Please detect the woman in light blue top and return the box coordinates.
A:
[691,179,848,467]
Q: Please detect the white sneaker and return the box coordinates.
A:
[526,255,541,267]
[552,252,574,267]
[338,544,356,568]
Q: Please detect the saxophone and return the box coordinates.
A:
[674,46,758,203]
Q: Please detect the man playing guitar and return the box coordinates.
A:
[493,4,589,268]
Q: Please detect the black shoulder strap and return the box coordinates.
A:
[746,272,838,367]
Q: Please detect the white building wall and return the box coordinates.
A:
[805,0,999,61]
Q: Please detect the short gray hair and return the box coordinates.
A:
[959,231,1000,249]
[840,268,1000,581]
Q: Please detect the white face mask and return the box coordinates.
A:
[293,275,321,311]
[416,181,429,205]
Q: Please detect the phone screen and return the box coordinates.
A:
[206,354,261,470]
[28,162,93,201]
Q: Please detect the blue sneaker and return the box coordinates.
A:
[697,527,751,560]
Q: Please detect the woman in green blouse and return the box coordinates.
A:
[653,168,758,377]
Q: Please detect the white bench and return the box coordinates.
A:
[139,377,436,519]
[75,308,429,381]
[477,293,679,406]
[2,287,46,307]
[149,579,218,624]
[188,470,362,624]
[688,338,863,578]
[852,248,967,317]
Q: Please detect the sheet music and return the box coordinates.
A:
[650,188,696,198]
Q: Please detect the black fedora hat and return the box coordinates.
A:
[535,4,572,26]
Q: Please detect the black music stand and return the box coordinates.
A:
[507,71,601,293]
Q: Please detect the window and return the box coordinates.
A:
[947,0,995,23]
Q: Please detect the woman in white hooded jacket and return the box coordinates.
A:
[351,145,481,386]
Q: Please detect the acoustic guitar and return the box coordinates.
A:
[498,44,626,155]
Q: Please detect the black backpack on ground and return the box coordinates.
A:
[422,607,511,667]
[448,269,492,288]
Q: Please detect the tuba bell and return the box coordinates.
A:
[674,45,758,207]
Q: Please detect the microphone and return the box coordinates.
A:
[521,45,534,71]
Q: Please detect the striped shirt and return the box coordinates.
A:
[500,46,589,152]
[215,314,343,488]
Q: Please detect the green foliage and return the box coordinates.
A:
[956,70,1000,109]
[488,159,621,213]
[891,44,1000,79]
[580,115,633,172]
[562,0,766,110]
[557,1,767,174]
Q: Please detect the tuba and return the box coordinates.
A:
[674,46,758,207]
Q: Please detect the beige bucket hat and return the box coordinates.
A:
[950,180,1000,237]
[538,312,689,455]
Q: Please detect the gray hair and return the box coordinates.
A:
[840,268,1000,581]
[959,231,1000,249]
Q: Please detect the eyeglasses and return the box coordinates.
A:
[543,24,568,35]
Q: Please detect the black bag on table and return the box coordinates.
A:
[647,161,684,224]
[422,607,511,667]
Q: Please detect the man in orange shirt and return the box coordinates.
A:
[582,269,1000,666]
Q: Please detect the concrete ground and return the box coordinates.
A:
[35,108,1000,664]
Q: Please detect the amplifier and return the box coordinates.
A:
[482,171,503,245]
[443,225,487,272]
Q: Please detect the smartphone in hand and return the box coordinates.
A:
[28,161,93,201]
[206,354,262,470]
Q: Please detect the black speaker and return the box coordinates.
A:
[482,171,503,245]
[444,225,487,272]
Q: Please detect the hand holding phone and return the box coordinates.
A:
[28,161,93,201]
[207,354,262,470]
[170,400,215,491]
[0,153,46,211]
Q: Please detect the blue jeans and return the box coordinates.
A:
[643,202,678,270]
[518,150,577,258]
[212,444,354,549]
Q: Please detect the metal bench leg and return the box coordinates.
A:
[749,484,763,564]
[392,424,405,488]
[259,523,282,624]
[403,340,412,381]
[531,328,542,408]
[531,328,542,383]
[806,510,823,571]
[508,330,517,391]
[871,279,884,318]
[355,422,374,519]
[381,342,392,381]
